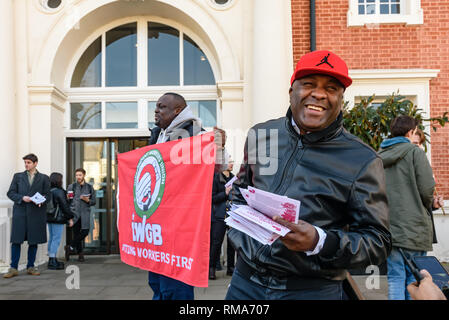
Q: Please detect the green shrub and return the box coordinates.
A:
[342,92,449,151]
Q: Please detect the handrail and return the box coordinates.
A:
[0,199,13,209]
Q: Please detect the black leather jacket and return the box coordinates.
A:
[228,110,391,289]
[211,172,234,222]
[48,188,74,224]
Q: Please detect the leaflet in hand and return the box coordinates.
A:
[240,186,300,223]
[30,192,46,205]
[224,176,238,188]
[225,187,301,245]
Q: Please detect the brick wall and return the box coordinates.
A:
[291,0,449,196]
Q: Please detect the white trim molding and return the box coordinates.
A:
[349,69,440,80]
[347,0,424,27]
[217,81,244,102]
[28,84,67,112]
[345,69,439,112]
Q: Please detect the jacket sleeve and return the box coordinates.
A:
[6,174,23,204]
[88,184,96,207]
[230,138,253,206]
[316,157,392,270]
[212,174,227,204]
[413,148,435,210]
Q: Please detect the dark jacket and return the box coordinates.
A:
[378,138,435,251]
[211,172,234,222]
[228,110,392,288]
[47,187,75,224]
[7,171,51,245]
[67,182,96,230]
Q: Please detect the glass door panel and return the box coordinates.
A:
[67,139,109,254]
[67,137,149,255]
[110,138,149,253]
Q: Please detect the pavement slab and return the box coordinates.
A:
[0,255,391,300]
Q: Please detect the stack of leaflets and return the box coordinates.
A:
[225,186,301,245]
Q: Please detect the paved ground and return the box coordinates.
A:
[0,255,390,300]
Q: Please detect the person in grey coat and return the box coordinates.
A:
[65,168,96,262]
[4,153,50,278]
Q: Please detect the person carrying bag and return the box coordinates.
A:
[47,173,74,270]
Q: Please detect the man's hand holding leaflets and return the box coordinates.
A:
[225,186,301,245]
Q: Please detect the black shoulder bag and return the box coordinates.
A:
[46,188,64,223]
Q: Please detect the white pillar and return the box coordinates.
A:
[217,81,245,169]
[252,0,293,125]
[0,0,16,272]
[14,0,30,170]
[0,0,17,197]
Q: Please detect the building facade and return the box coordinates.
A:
[291,0,449,261]
[0,0,448,272]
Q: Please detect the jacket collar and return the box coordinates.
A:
[23,170,41,187]
[286,108,343,144]
[379,136,410,148]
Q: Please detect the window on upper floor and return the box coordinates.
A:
[347,0,423,26]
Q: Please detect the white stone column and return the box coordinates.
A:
[0,0,17,197]
[217,81,245,169]
[0,0,16,271]
[252,0,293,125]
[14,0,30,170]
[28,86,67,262]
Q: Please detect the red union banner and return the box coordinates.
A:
[117,132,216,287]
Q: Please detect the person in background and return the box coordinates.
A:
[223,158,237,276]
[209,150,234,280]
[379,116,435,300]
[410,128,425,149]
[47,172,74,270]
[4,153,50,278]
[409,127,444,243]
[65,168,96,262]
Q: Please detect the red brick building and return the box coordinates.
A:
[291,0,449,197]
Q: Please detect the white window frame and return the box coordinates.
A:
[347,0,423,26]
[64,17,220,138]
[344,68,439,162]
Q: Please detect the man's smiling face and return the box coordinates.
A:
[289,74,345,133]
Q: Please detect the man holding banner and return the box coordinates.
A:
[117,92,225,300]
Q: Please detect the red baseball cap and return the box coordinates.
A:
[290,50,352,89]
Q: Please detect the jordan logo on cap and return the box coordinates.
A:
[316,53,334,69]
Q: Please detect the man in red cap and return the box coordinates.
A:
[226,50,391,300]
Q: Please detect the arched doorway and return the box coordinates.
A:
[65,18,219,254]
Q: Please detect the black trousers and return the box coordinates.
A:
[209,220,227,269]
[70,219,89,253]
[225,268,344,300]
[226,230,236,269]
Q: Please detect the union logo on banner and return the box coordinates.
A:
[133,149,166,218]
[117,132,216,287]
